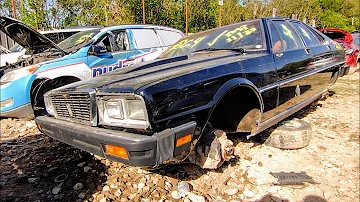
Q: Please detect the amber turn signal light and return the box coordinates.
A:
[105,145,128,159]
[176,134,192,147]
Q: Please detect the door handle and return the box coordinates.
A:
[275,53,283,57]
[305,48,312,54]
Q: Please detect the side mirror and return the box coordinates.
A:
[90,45,107,55]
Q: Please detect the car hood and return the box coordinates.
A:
[53,51,267,93]
[0,16,65,54]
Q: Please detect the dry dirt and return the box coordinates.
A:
[0,72,359,202]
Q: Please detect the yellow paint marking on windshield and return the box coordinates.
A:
[225,25,257,43]
[168,36,206,51]
[190,37,206,48]
[207,30,228,47]
[300,28,310,39]
[75,33,95,45]
[280,24,294,39]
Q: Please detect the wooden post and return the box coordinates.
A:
[11,0,16,19]
[142,0,145,24]
[185,0,188,35]
[219,5,222,27]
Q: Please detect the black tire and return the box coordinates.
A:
[264,119,312,150]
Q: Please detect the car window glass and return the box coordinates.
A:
[308,28,326,44]
[110,30,130,52]
[9,43,24,52]
[157,30,183,46]
[272,21,304,51]
[132,29,161,49]
[291,22,319,47]
[269,22,284,53]
[57,29,100,52]
[96,35,112,52]
[160,20,265,58]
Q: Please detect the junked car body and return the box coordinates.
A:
[319,28,359,73]
[36,18,345,169]
[0,16,184,118]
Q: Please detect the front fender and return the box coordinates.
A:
[209,77,264,113]
[1,74,36,112]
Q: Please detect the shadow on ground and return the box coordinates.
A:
[0,133,108,202]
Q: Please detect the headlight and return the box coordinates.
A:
[44,92,55,116]
[98,95,149,130]
[126,100,146,120]
[0,64,39,83]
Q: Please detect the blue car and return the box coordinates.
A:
[0,17,184,117]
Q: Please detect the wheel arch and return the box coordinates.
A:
[203,77,264,134]
[30,75,81,115]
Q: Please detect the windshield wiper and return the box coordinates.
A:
[192,48,246,54]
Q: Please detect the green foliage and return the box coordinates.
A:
[18,0,49,29]
[1,0,358,32]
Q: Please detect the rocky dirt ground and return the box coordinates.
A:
[1,72,359,202]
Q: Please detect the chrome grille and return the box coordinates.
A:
[50,92,96,125]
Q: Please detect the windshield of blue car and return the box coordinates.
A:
[160,20,265,58]
[57,29,101,52]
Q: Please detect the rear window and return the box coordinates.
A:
[132,29,161,49]
[157,30,183,46]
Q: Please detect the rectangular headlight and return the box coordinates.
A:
[126,100,146,120]
[106,100,124,119]
[97,95,150,130]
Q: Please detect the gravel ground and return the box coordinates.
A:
[0,72,359,202]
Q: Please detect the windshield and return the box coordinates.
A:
[57,29,100,52]
[160,20,265,58]
[9,43,24,52]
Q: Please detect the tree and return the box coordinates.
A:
[18,0,49,30]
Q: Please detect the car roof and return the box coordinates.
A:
[39,27,100,34]
[100,24,184,34]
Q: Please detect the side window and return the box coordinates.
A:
[110,30,130,52]
[291,22,319,47]
[94,31,129,53]
[269,22,284,53]
[307,27,326,44]
[132,29,161,49]
[272,21,304,51]
[96,35,112,52]
[157,30,183,46]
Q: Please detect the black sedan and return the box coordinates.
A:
[36,17,345,169]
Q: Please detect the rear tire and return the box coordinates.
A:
[264,118,312,150]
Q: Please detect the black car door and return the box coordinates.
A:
[290,21,337,96]
[268,19,313,116]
